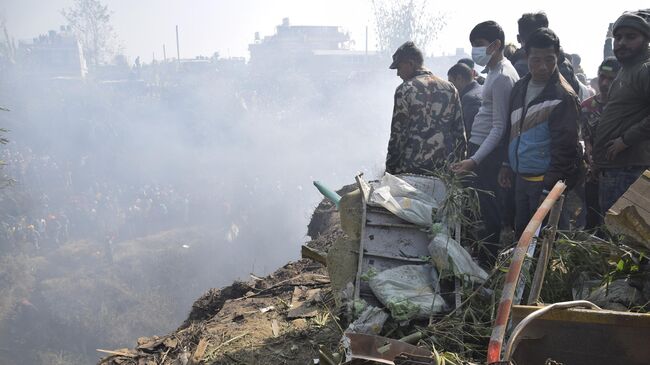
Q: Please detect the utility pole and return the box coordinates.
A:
[175,25,180,65]
[163,44,167,62]
[365,25,368,56]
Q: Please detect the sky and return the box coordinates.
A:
[1,0,648,77]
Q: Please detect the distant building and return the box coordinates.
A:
[248,18,390,81]
[425,48,471,78]
[16,26,87,79]
[249,18,351,67]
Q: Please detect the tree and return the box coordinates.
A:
[62,0,117,67]
[371,0,446,55]
[0,16,15,68]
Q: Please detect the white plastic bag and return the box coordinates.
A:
[368,265,448,320]
[368,173,441,227]
[344,305,389,335]
[428,232,488,283]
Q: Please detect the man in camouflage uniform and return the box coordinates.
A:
[385,42,466,175]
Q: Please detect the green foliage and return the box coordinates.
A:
[430,165,482,229]
[430,222,444,237]
[352,299,368,317]
[609,251,644,282]
[360,267,378,282]
[423,262,507,361]
[386,296,420,321]
[540,231,645,304]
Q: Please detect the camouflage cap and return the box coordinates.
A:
[389,41,423,69]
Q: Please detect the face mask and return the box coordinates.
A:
[471,42,494,66]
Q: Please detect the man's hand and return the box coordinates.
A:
[498,166,513,188]
[451,159,477,174]
[605,137,628,161]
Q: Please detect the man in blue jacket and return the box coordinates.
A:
[498,28,582,238]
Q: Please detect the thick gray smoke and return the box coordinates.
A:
[0,18,463,363]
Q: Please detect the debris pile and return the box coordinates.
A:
[99,198,346,365]
[98,173,650,365]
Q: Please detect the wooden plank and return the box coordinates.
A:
[287,287,322,318]
[190,338,208,365]
[96,349,136,357]
[271,319,280,337]
[606,171,650,250]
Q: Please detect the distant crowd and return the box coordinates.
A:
[1,146,192,251]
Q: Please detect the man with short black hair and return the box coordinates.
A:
[499,28,582,238]
[385,41,466,175]
[513,12,582,95]
[458,58,485,85]
[448,63,483,138]
[452,21,519,266]
[592,9,650,214]
[513,12,549,76]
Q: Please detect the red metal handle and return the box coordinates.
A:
[487,181,567,363]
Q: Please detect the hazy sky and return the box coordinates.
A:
[2,0,648,77]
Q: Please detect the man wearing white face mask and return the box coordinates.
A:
[451,21,519,267]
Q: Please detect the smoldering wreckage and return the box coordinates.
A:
[99,171,650,365]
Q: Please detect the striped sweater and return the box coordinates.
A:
[505,70,582,190]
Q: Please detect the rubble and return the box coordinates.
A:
[98,174,650,365]
[99,198,345,365]
[99,259,340,365]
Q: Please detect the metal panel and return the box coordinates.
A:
[354,174,443,304]
[510,305,650,365]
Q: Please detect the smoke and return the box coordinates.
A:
[0,46,405,362]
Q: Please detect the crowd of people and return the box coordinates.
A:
[385,9,650,267]
[0,146,193,252]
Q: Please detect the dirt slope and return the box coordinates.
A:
[99,198,345,365]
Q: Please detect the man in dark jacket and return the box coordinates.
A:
[385,41,466,175]
[498,28,581,238]
[448,63,483,139]
[592,10,650,214]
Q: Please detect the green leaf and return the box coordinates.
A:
[616,259,625,271]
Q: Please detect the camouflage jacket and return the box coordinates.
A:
[579,95,604,147]
[385,69,466,175]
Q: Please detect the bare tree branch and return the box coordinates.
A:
[371,0,446,55]
[62,0,117,67]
